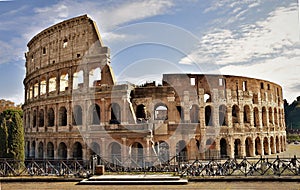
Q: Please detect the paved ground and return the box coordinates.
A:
[1,181,300,190]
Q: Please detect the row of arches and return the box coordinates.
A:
[24,103,121,128]
[25,67,102,101]
[27,141,83,159]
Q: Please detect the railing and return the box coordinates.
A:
[0,156,299,177]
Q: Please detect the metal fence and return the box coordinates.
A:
[0,155,299,177]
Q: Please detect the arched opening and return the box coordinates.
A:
[253,107,259,127]
[59,106,67,126]
[176,106,184,122]
[262,107,267,127]
[131,142,144,166]
[205,106,213,126]
[269,107,273,124]
[110,103,121,124]
[40,79,46,95]
[58,142,67,159]
[110,142,121,165]
[72,142,83,159]
[219,105,227,126]
[232,105,239,124]
[59,73,69,92]
[263,137,269,155]
[33,82,39,97]
[234,139,241,158]
[90,142,100,156]
[245,137,253,157]
[47,142,54,159]
[89,68,101,87]
[154,141,170,163]
[90,104,100,125]
[38,142,43,159]
[33,110,37,128]
[280,136,284,152]
[243,105,250,123]
[176,140,187,162]
[39,109,44,127]
[276,136,280,153]
[220,138,227,158]
[255,137,262,155]
[206,138,216,159]
[49,76,56,93]
[73,70,83,89]
[73,105,83,125]
[270,136,275,154]
[274,108,278,125]
[154,103,168,120]
[204,93,211,103]
[48,108,55,127]
[31,141,36,158]
[190,104,199,123]
[136,104,149,122]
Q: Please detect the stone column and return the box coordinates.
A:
[240,138,246,157]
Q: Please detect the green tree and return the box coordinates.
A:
[0,118,8,157]
[0,109,24,161]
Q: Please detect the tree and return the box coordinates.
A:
[0,109,24,161]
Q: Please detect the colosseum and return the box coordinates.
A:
[23,15,286,165]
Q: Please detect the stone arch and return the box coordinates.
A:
[243,105,251,123]
[280,136,284,152]
[89,67,101,87]
[110,103,121,124]
[274,108,278,125]
[253,107,260,127]
[154,103,168,120]
[47,142,54,159]
[39,109,44,127]
[255,137,262,155]
[232,105,239,124]
[73,70,83,89]
[220,138,227,158]
[90,142,100,156]
[190,104,199,123]
[262,107,267,127]
[270,136,275,154]
[136,104,147,122]
[176,106,184,122]
[33,110,37,128]
[72,142,83,159]
[58,142,67,159]
[263,137,269,155]
[205,105,213,126]
[234,139,241,158]
[245,137,254,157]
[31,141,36,158]
[204,93,211,103]
[110,142,121,164]
[73,105,83,125]
[268,107,273,124]
[89,104,100,125]
[38,142,43,159]
[219,105,227,126]
[59,106,67,126]
[59,72,69,92]
[154,141,170,163]
[276,136,280,153]
[131,142,144,166]
[40,77,47,95]
[176,140,188,162]
[48,75,57,93]
[48,108,55,127]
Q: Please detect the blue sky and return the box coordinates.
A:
[0,0,299,104]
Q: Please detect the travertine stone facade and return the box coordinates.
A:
[23,15,286,163]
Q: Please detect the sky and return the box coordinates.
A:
[0,0,299,105]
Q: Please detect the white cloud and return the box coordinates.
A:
[180,3,299,65]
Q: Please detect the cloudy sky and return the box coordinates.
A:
[0,0,299,104]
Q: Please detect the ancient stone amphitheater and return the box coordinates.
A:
[23,15,286,164]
